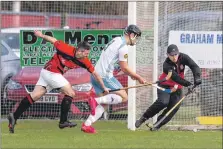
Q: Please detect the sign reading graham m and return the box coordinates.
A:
[20,30,123,66]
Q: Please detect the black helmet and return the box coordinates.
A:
[124,24,141,37]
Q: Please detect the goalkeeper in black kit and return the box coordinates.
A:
[135,44,202,131]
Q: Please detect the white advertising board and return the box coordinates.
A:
[169,31,222,68]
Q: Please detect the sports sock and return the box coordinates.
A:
[60,95,72,123]
[95,94,122,105]
[84,104,105,126]
[13,94,34,120]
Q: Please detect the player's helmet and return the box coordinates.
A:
[124,24,141,37]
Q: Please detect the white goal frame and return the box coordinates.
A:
[127,2,159,131]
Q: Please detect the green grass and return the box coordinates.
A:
[1,120,222,149]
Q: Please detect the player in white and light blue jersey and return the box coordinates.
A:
[95,36,129,79]
[81,25,147,133]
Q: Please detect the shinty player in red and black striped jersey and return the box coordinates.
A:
[7,30,109,133]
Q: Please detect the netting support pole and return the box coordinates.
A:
[153,2,159,124]
[127,1,137,131]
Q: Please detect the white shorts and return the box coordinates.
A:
[36,69,69,92]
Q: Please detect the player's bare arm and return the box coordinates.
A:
[91,71,109,94]
[119,61,146,84]
[34,30,57,44]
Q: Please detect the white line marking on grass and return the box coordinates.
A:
[1,133,18,136]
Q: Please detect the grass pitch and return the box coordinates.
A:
[1,120,222,149]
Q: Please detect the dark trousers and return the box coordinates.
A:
[143,88,182,128]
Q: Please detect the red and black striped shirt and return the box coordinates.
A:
[44,40,94,74]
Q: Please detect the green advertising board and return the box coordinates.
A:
[20,30,124,66]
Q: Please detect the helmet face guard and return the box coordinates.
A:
[132,35,141,44]
[129,35,141,46]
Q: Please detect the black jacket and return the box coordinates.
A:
[159,52,201,88]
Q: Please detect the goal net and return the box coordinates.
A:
[135,1,222,130]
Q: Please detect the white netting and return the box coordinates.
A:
[0,1,128,120]
[135,2,155,126]
[136,1,222,129]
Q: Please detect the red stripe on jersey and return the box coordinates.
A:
[159,72,184,89]
[27,94,34,104]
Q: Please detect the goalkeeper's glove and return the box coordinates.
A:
[194,78,202,86]
[184,81,192,87]
[187,85,194,93]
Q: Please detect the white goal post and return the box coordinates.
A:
[127,2,137,131]
[127,1,160,131]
